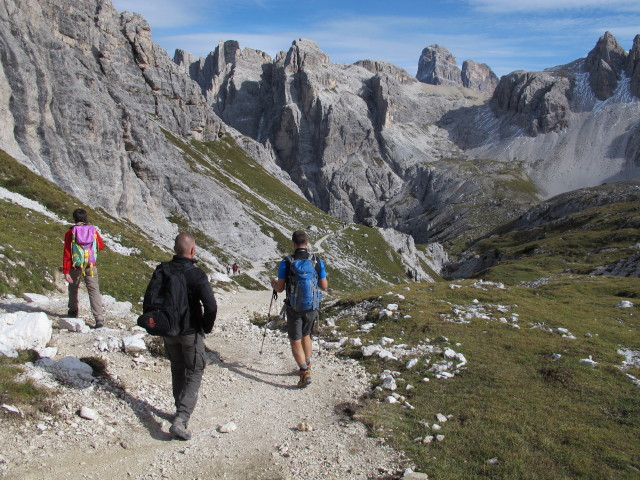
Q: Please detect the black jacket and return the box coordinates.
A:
[169,255,217,335]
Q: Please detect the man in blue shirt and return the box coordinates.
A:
[272,230,328,388]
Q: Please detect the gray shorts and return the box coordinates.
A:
[286,306,318,340]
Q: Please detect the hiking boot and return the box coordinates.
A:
[297,369,312,388]
[169,418,192,441]
[67,310,78,318]
[94,321,104,329]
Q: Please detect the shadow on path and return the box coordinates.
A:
[205,346,297,390]
[94,369,175,441]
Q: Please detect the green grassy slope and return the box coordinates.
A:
[467,199,640,283]
[319,196,640,479]
[325,276,639,479]
[0,140,429,298]
[0,150,168,302]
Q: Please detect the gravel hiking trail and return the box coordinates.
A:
[1,288,406,480]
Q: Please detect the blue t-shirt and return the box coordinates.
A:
[278,250,326,280]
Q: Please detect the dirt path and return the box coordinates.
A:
[0,288,406,480]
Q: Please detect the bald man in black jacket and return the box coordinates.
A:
[163,233,217,441]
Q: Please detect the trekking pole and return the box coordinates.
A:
[259,290,278,355]
[314,305,322,354]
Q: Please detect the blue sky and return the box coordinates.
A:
[111,0,640,77]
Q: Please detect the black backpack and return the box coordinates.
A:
[137,262,191,336]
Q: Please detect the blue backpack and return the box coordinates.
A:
[285,254,322,312]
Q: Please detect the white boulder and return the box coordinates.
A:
[0,312,52,357]
[210,272,232,283]
[59,317,90,333]
[79,406,98,421]
[580,355,598,367]
[362,344,382,357]
[101,295,132,316]
[455,353,467,368]
[122,334,147,353]
[382,376,397,391]
[22,293,50,305]
[406,358,419,369]
[36,347,58,358]
[379,350,398,361]
[617,300,634,308]
[443,348,457,359]
[1,404,23,417]
[218,421,237,433]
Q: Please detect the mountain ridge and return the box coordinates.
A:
[1,0,639,284]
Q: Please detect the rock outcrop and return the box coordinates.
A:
[626,34,640,98]
[416,45,462,87]
[586,31,628,100]
[0,0,293,266]
[440,32,640,198]
[461,59,499,93]
[174,40,273,139]
[416,45,498,94]
[179,38,534,245]
[491,70,571,135]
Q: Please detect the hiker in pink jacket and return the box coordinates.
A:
[62,208,105,328]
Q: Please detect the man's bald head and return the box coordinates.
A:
[174,233,196,258]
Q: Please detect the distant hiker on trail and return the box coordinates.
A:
[232,262,239,275]
[272,230,328,388]
[158,233,217,441]
[226,265,230,275]
[62,208,105,328]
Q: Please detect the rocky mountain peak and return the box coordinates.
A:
[416,45,461,87]
[354,60,416,85]
[417,44,498,93]
[278,38,330,73]
[461,59,499,93]
[585,31,628,100]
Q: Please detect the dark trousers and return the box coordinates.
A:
[163,333,206,423]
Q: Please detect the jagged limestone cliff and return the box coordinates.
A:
[176,39,540,248]
[0,0,442,286]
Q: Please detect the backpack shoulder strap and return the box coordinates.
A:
[284,255,294,272]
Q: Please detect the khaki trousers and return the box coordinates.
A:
[68,266,104,323]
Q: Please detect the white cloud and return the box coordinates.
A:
[468,0,640,13]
